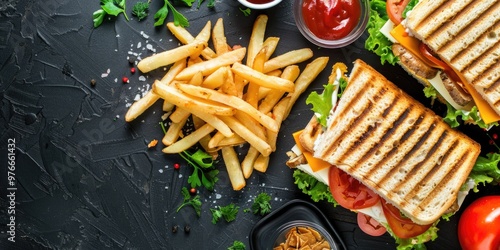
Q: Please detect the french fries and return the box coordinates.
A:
[125,15,328,190]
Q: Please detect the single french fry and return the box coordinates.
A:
[231,62,295,92]
[167,21,217,60]
[188,71,204,86]
[177,83,279,132]
[153,81,235,116]
[241,147,259,179]
[162,117,188,146]
[188,56,204,66]
[201,66,228,89]
[162,123,215,153]
[253,154,270,173]
[175,48,247,80]
[216,134,246,147]
[262,37,280,60]
[246,15,268,67]
[138,40,207,73]
[170,107,191,124]
[126,60,186,121]
[213,18,229,55]
[233,74,247,99]
[285,57,329,118]
[246,47,268,108]
[267,97,290,151]
[208,131,226,149]
[266,69,282,77]
[218,115,272,157]
[263,48,314,73]
[221,146,246,191]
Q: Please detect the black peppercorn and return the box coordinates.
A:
[184,225,190,233]
[172,225,179,233]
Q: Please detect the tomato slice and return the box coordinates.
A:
[386,0,411,25]
[381,202,432,239]
[328,166,380,209]
[357,212,387,236]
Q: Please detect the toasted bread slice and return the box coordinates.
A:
[405,0,500,115]
[313,59,481,225]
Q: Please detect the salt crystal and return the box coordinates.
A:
[137,42,142,49]
[159,169,164,173]
[138,76,147,82]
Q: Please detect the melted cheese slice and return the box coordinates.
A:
[292,130,330,172]
[390,23,500,124]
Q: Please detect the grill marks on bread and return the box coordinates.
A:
[406,0,500,115]
[313,60,480,225]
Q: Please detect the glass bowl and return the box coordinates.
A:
[293,0,370,48]
[237,0,283,9]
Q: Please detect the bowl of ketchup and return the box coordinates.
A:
[294,0,369,48]
[238,0,283,9]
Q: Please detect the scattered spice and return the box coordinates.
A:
[172,225,179,233]
[174,163,180,170]
[122,76,129,83]
[130,67,136,74]
[189,187,197,195]
[90,79,97,87]
[184,224,191,233]
[148,139,158,148]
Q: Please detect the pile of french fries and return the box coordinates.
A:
[125,15,329,190]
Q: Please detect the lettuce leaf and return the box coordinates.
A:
[469,152,500,192]
[306,84,335,127]
[293,169,338,206]
[365,0,398,65]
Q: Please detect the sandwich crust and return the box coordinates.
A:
[406,0,500,116]
[313,59,481,225]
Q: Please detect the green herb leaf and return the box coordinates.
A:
[469,152,500,192]
[132,1,150,21]
[93,0,129,28]
[251,192,272,216]
[177,187,202,216]
[210,203,239,224]
[154,0,189,27]
[239,7,251,16]
[181,0,196,7]
[93,9,106,27]
[179,149,219,191]
[228,240,246,250]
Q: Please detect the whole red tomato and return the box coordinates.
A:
[458,196,500,250]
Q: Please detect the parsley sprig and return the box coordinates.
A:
[251,192,272,216]
[93,0,130,28]
[177,187,202,216]
[132,1,150,21]
[180,149,219,191]
[210,203,239,224]
[228,240,246,250]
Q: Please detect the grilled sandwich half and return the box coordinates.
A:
[311,59,481,225]
[405,0,500,116]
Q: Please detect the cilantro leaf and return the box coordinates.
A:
[154,0,189,27]
[132,1,150,21]
[251,192,272,216]
[181,0,196,7]
[306,84,335,127]
[228,240,246,250]
[179,149,219,191]
[177,187,202,216]
[210,203,239,224]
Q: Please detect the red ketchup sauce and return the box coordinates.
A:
[302,0,361,40]
[247,0,274,3]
